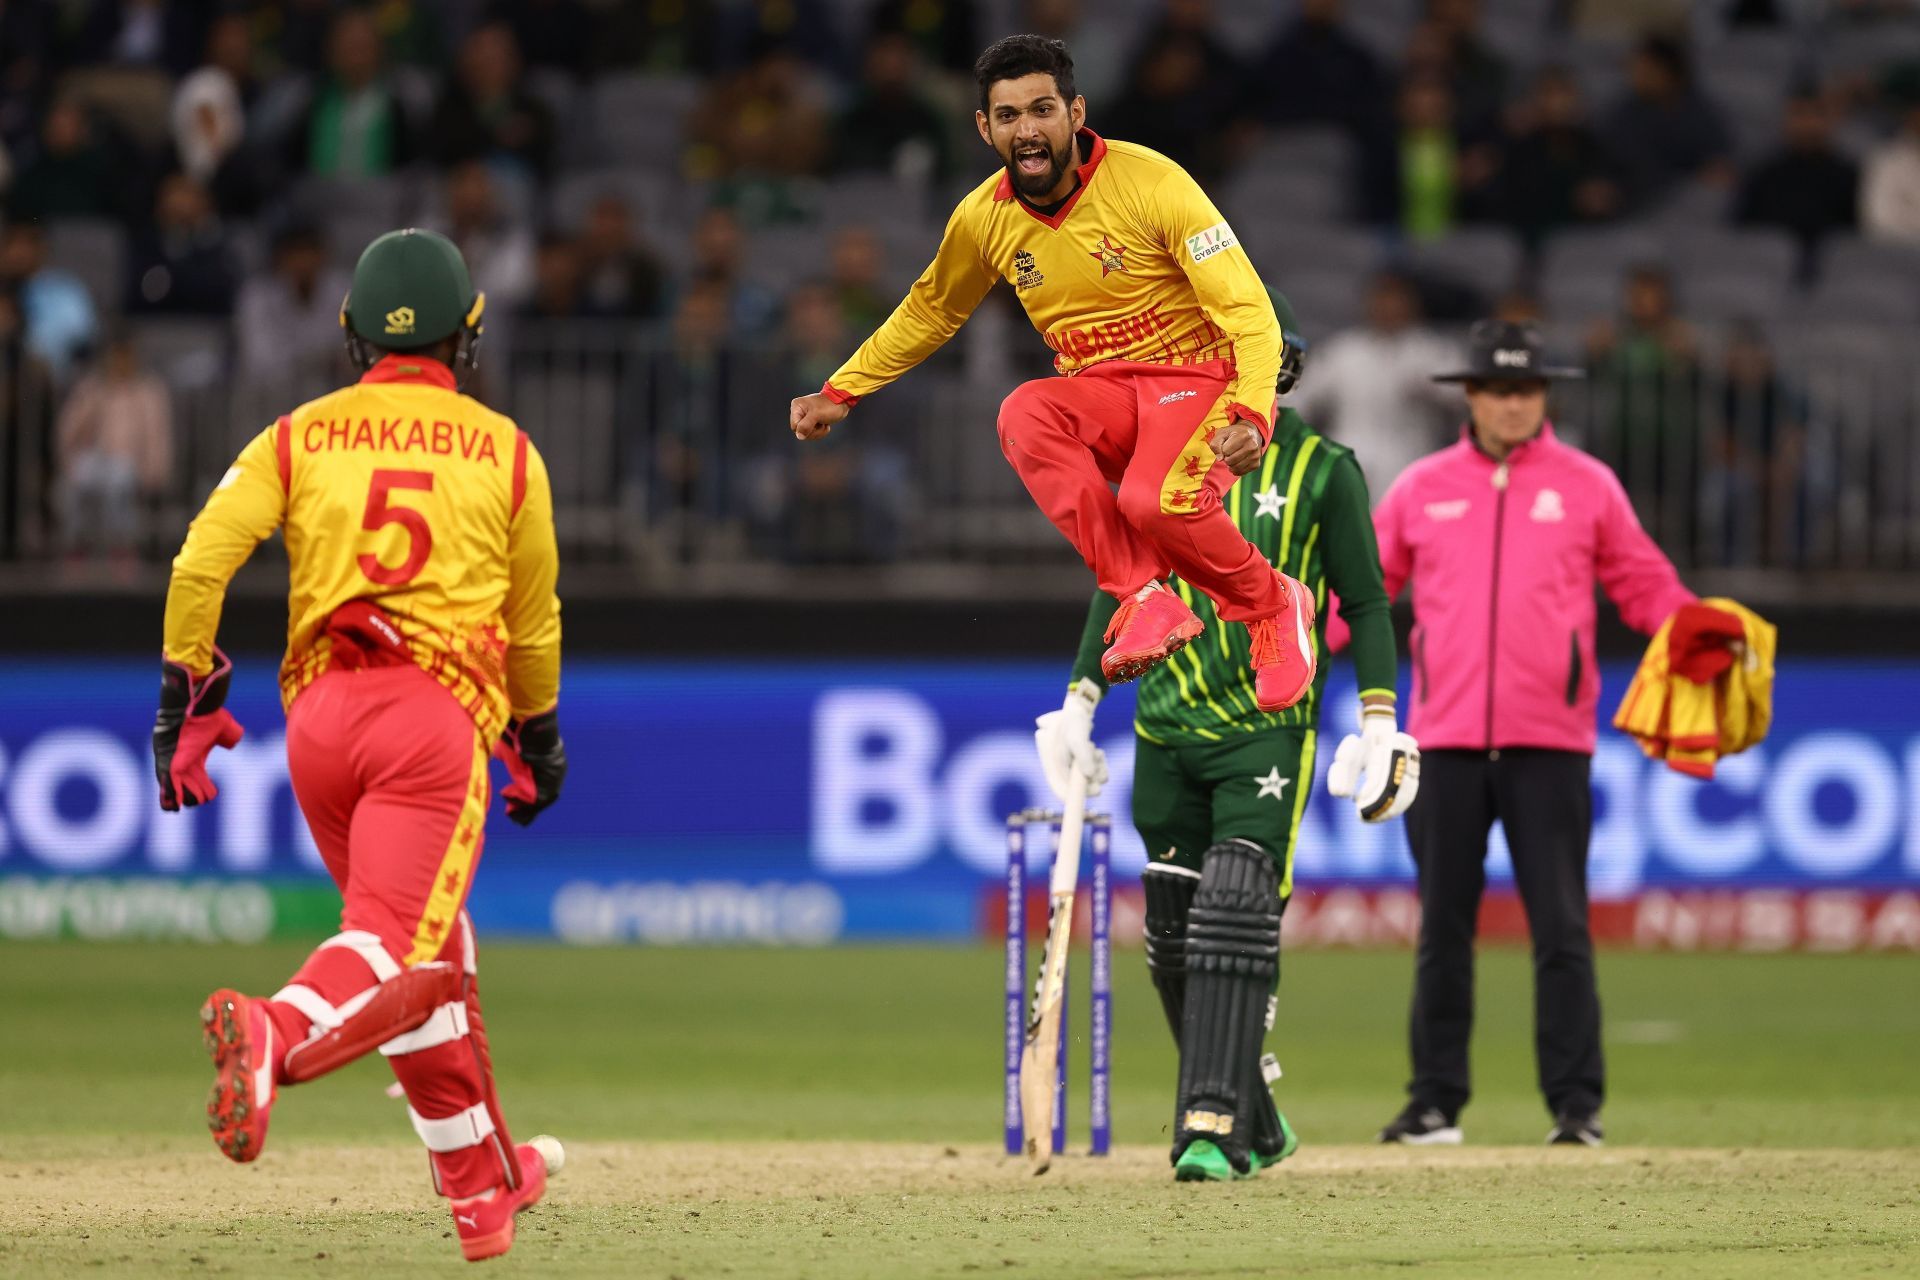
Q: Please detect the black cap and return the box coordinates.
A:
[1431,320,1583,384]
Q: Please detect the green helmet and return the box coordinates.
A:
[1266,286,1307,397]
[340,228,486,373]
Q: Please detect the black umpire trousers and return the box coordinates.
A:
[1405,748,1604,1120]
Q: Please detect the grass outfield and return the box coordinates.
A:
[1,943,1916,1277]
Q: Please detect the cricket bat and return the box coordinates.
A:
[1019,769,1089,1175]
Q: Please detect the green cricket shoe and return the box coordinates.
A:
[1247,1112,1300,1175]
[1173,1139,1240,1182]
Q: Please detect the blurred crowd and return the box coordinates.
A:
[2,0,1918,578]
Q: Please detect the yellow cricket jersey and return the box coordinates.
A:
[162,355,562,743]
[825,129,1284,434]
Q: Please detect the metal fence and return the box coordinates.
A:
[10,317,1920,600]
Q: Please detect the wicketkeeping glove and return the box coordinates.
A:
[495,710,567,826]
[152,648,246,811]
[1326,705,1421,822]
[1034,678,1108,800]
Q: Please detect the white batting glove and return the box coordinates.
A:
[1326,704,1421,822]
[1034,678,1108,800]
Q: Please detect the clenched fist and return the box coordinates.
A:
[790,393,850,441]
[1206,420,1264,475]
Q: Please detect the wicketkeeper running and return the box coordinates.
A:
[154,229,568,1262]
[1036,291,1421,1181]
[790,35,1316,710]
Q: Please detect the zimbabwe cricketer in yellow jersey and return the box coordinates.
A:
[154,229,566,1262]
[789,34,1318,713]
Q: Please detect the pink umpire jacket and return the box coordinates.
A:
[1374,424,1696,754]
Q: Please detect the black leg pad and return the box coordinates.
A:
[1142,864,1200,1042]
[1173,839,1281,1170]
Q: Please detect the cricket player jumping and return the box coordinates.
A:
[152,229,568,1262]
[1036,293,1420,1180]
[789,35,1317,711]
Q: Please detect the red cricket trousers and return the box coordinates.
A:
[271,664,515,1199]
[995,359,1287,622]
[285,664,490,962]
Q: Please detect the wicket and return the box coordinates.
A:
[1003,808,1112,1158]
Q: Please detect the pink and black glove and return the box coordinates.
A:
[152,648,246,811]
[494,710,567,826]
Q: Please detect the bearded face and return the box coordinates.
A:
[977,72,1085,203]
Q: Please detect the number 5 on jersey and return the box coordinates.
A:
[360,469,434,585]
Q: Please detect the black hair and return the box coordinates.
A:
[974,35,1076,113]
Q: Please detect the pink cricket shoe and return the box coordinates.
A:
[1247,572,1318,712]
[201,989,278,1163]
[1101,582,1205,683]
[454,1140,554,1263]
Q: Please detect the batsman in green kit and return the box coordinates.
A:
[1033,291,1421,1181]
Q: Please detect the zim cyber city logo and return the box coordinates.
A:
[1013,249,1045,291]
[1089,235,1129,277]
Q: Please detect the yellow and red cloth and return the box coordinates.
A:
[1612,598,1776,778]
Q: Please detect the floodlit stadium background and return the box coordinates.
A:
[1,0,1917,954]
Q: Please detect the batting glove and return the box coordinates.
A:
[495,710,567,826]
[1034,678,1108,800]
[152,648,246,811]
[1326,704,1420,822]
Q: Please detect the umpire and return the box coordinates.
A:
[1371,321,1699,1147]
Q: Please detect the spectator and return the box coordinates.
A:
[428,23,554,182]
[1242,0,1393,221]
[235,223,347,383]
[0,223,100,380]
[0,289,59,560]
[73,0,207,77]
[1240,0,1389,137]
[828,226,891,334]
[1736,91,1858,267]
[688,45,831,207]
[685,206,779,335]
[1105,6,1238,182]
[576,193,666,319]
[1394,72,1462,240]
[55,328,173,560]
[1705,320,1809,566]
[868,0,978,75]
[290,7,414,178]
[493,0,594,74]
[713,0,847,74]
[176,13,269,216]
[432,161,536,311]
[833,33,954,183]
[1480,67,1622,248]
[519,232,587,320]
[1295,270,1462,496]
[5,97,129,222]
[263,0,339,77]
[1,0,59,159]
[1599,33,1734,208]
[171,32,246,189]
[127,172,239,315]
[643,277,740,559]
[1418,0,1509,138]
[1585,263,1701,532]
[1860,95,1920,243]
[1022,0,1126,105]
[745,281,908,563]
